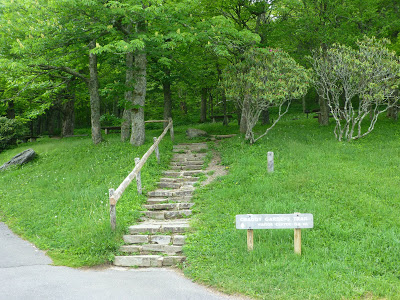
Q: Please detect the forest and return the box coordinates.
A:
[1,0,399,148]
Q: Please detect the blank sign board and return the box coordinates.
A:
[236,213,314,230]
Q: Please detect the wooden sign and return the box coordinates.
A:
[236,213,313,254]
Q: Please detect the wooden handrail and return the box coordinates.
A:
[109,118,174,230]
[144,119,169,123]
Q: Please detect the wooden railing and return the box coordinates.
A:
[108,118,174,230]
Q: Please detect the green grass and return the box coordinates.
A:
[0,130,173,267]
[1,113,399,298]
[183,114,400,299]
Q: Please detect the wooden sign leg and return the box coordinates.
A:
[247,229,254,251]
[294,228,301,255]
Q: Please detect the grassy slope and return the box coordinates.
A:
[0,115,399,298]
[0,129,173,266]
[184,116,400,299]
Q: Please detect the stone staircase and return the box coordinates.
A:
[114,142,208,268]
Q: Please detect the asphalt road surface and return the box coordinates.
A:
[0,222,242,300]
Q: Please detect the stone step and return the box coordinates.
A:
[143,203,194,211]
[143,209,192,220]
[123,234,186,245]
[120,244,183,255]
[146,196,193,205]
[170,161,204,166]
[172,153,206,160]
[170,165,203,171]
[147,188,194,197]
[159,177,200,183]
[114,255,185,267]
[173,143,208,150]
[162,170,205,177]
[157,182,196,189]
[128,220,190,234]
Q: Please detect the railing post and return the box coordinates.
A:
[109,188,116,230]
[169,118,174,142]
[134,157,142,194]
[153,137,160,164]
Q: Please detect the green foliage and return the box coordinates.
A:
[184,115,400,299]
[311,36,400,141]
[0,117,28,152]
[99,113,123,127]
[223,47,311,143]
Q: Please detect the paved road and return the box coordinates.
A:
[0,222,240,300]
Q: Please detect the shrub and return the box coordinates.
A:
[99,113,122,126]
[0,117,28,152]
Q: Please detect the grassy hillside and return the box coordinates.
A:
[184,115,400,299]
[0,129,173,266]
[1,113,399,299]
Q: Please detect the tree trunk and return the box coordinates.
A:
[318,88,329,126]
[222,90,229,126]
[240,96,249,134]
[302,95,306,113]
[62,93,75,136]
[200,88,207,123]
[88,40,102,144]
[130,49,146,146]
[6,101,15,119]
[163,69,172,128]
[121,51,134,142]
[261,108,270,125]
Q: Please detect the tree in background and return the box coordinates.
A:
[223,47,311,143]
[311,36,400,141]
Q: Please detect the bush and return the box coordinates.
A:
[0,117,28,152]
[99,113,122,126]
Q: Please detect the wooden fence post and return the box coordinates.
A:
[153,137,160,163]
[247,229,254,251]
[294,212,301,255]
[169,118,174,142]
[135,157,142,194]
[109,188,116,230]
[267,151,274,173]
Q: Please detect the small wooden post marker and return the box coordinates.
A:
[134,157,142,194]
[267,152,274,173]
[247,229,254,251]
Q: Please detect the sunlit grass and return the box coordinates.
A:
[0,131,173,266]
[183,114,400,299]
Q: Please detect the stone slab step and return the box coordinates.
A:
[143,203,194,211]
[146,196,193,205]
[173,143,208,150]
[123,234,186,245]
[143,209,192,220]
[160,177,199,183]
[170,161,204,166]
[147,188,194,197]
[128,220,190,234]
[114,255,164,267]
[120,244,183,255]
[172,154,206,161]
[170,165,203,171]
[163,170,205,178]
[157,182,196,189]
[114,255,186,267]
